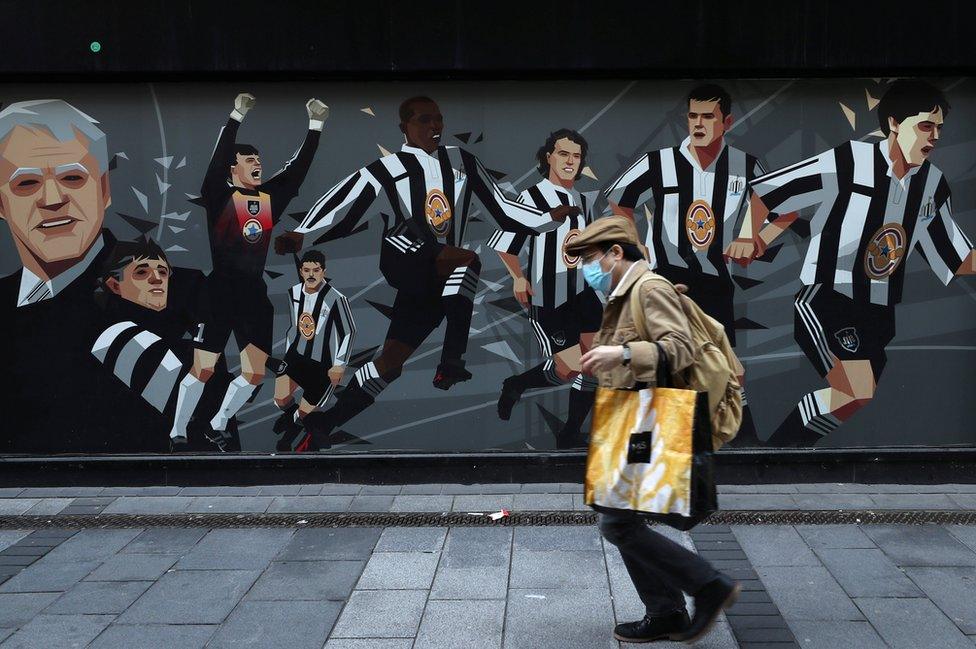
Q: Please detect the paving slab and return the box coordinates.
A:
[855,596,974,649]
[359,485,402,495]
[374,527,447,553]
[0,488,25,498]
[862,525,976,567]
[717,494,796,510]
[215,486,265,495]
[732,526,820,567]
[452,494,515,512]
[0,560,100,593]
[390,495,455,512]
[256,485,303,496]
[430,563,510,600]
[514,526,603,552]
[441,484,522,495]
[102,496,191,514]
[331,589,428,638]
[1,613,114,648]
[869,494,959,510]
[349,495,396,512]
[184,496,274,513]
[440,528,512,568]
[949,494,976,510]
[88,623,217,649]
[0,532,30,553]
[325,640,413,649]
[45,580,152,614]
[0,500,39,516]
[946,525,976,553]
[510,550,609,589]
[791,494,876,510]
[23,498,72,515]
[815,548,922,597]
[267,495,353,513]
[175,528,294,569]
[511,494,574,511]
[794,525,877,549]
[85,553,178,581]
[518,483,564,494]
[207,599,341,649]
[320,484,366,495]
[357,551,441,589]
[414,599,505,649]
[398,485,444,495]
[121,527,207,554]
[757,566,864,621]
[504,588,617,649]
[247,560,364,601]
[0,593,61,628]
[787,620,887,649]
[276,528,382,561]
[904,566,976,634]
[117,569,260,624]
[99,486,182,496]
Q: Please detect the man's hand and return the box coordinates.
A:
[274,231,304,254]
[513,277,533,307]
[724,236,767,267]
[581,345,625,374]
[328,365,346,386]
[548,205,582,223]
[234,93,256,119]
[306,99,330,122]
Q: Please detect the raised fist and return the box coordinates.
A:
[274,231,305,255]
[234,93,256,117]
[306,99,330,122]
[513,276,533,307]
[723,236,767,267]
[549,205,582,223]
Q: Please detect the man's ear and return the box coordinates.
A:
[888,116,900,134]
[723,114,734,130]
[99,173,112,210]
[105,277,122,296]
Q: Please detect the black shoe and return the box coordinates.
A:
[169,435,188,453]
[274,414,306,452]
[497,377,524,421]
[554,426,588,450]
[674,575,740,642]
[613,610,691,643]
[765,408,824,447]
[303,411,335,451]
[433,360,472,390]
[273,404,299,435]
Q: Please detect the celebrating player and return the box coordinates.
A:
[488,129,602,449]
[168,92,328,444]
[273,250,356,452]
[727,79,976,445]
[276,96,578,449]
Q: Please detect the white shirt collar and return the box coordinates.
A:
[880,138,922,186]
[401,143,438,159]
[538,177,577,204]
[679,136,726,172]
[609,260,646,299]
[17,234,105,307]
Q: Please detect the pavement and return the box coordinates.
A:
[1,483,975,648]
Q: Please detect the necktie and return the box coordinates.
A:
[21,280,52,306]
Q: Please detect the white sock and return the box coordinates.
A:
[170,374,206,440]
[211,375,256,431]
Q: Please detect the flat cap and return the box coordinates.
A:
[564,214,640,256]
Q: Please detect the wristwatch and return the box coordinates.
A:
[621,343,632,367]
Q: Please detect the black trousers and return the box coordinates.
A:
[598,511,719,616]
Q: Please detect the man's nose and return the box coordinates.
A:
[149,271,163,284]
[38,178,68,210]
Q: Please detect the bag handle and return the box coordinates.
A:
[653,341,672,388]
[628,273,674,389]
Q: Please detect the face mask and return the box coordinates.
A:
[582,251,616,293]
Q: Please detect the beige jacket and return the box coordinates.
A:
[594,263,695,389]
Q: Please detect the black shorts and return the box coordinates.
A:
[281,350,335,407]
[385,291,445,349]
[380,236,442,298]
[656,266,736,345]
[204,273,274,354]
[793,284,895,380]
[529,287,604,356]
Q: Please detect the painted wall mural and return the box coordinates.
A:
[0,78,974,455]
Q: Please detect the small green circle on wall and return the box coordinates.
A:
[90,41,101,53]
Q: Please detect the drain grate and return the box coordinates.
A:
[2,509,976,529]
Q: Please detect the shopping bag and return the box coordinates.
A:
[584,344,717,530]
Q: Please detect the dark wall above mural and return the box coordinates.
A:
[0,77,974,456]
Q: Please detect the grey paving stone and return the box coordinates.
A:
[904,566,976,634]
[855,596,974,649]
[572,494,590,511]
[0,560,99,592]
[0,629,11,643]
[431,563,510,600]
[88,624,216,649]
[0,488,24,498]
[504,588,618,649]
[441,528,512,569]
[519,483,564,493]
[325,639,413,648]
[511,550,609,589]
[118,569,259,624]
[0,532,30,553]
[247,560,364,601]
[177,486,222,496]
[176,528,294,569]
[414,599,505,649]
[121,527,207,554]
[948,494,976,510]
[331,589,428,638]
[787,620,887,649]
[18,488,65,498]
[349,495,395,512]
[514,526,603,552]
[267,495,353,513]
[867,484,965,493]
[757,566,864,621]
[870,494,959,510]
[357,551,440,589]
[441,484,522,495]
[23,498,72,515]
[0,593,60,627]
[184,496,274,513]
[277,528,382,561]
[717,494,796,510]
[452,494,515,512]
[794,525,877,549]
[207,599,340,649]
[85,553,178,581]
[45,580,151,614]
[216,486,264,495]
[862,524,976,567]
[99,486,182,496]
[0,555,36,567]
[320,484,365,495]
[558,483,584,494]
[791,494,876,510]
[722,484,799,494]
[1,613,114,648]
[947,525,976,553]
[375,527,447,553]
[0,500,39,515]
[102,496,190,514]
[359,485,402,495]
[732,525,820,567]
[816,548,921,597]
[792,483,878,494]
[399,484,443,495]
[390,495,454,512]
[511,494,574,511]
[256,485,302,496]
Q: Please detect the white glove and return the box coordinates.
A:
[231,93,256,122]
[306,98,329,131]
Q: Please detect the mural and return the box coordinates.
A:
[0,78,974,454]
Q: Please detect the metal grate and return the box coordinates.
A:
[3,509,976,529]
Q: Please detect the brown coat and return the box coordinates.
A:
[594,263,695,389]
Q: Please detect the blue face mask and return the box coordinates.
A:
[582,251,616,293]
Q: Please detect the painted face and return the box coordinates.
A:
[547,137,583,182]
[687,99,732,148]
[891,106,944,166]
[113,257,170,311]
[300,261,325,291]
[401,101,443,154]
[0,125,110,267]
[231,152,262,189]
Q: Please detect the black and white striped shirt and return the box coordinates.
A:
[751,139,972,306]
[296,144,559,249]
[487,178,597,309]
[605,138,764,280]
[286,282,355,367]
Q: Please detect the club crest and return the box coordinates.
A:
[298,312,316,340]
[562,229,583,268]
[685,199,716,250]
[247,199,261,216]
[834,327,859,353]
[728,176,745,195]
[424,188,453,237]
[864,222,907,280]
[242,218,264,243]
[551,330,567,347]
